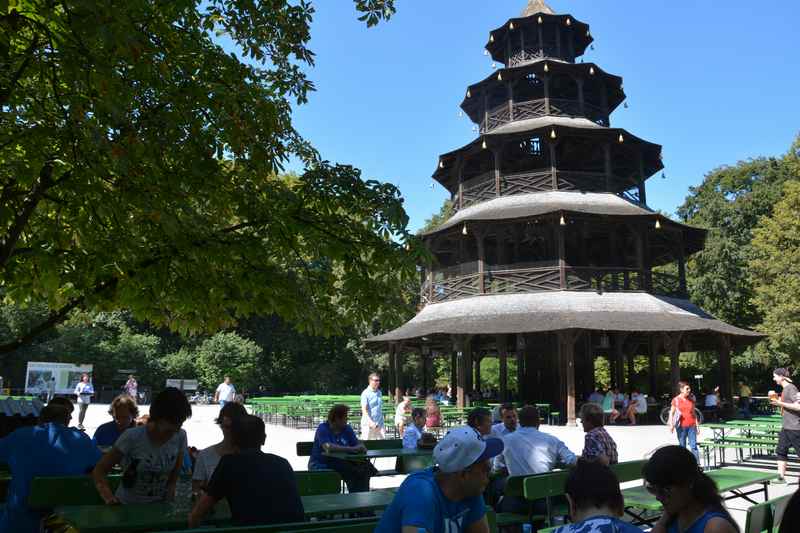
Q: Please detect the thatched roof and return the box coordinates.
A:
[522,0,555,17]
[365,292,764,346]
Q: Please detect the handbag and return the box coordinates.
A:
[672,399,683,427]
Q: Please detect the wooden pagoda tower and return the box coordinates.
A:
[367,0,762,425]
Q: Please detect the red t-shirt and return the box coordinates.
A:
[672,395,697,428]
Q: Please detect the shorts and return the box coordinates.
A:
[776,429,800,460]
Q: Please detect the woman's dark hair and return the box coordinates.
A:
[327,404,349,423]
[467,407,491,428]
[216,401,247,426]
[565,459,624,516]
[149,387,192,426]
[779,488,800,533]
[232,414,266,450]
[644,446,738,531]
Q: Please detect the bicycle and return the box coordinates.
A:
[659,404,703,426]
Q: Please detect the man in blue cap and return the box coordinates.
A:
[376,426,504,533]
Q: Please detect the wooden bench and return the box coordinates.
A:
[28,475,121,511]
[154,516,379,533]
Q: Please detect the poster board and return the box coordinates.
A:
[25,362,94,395]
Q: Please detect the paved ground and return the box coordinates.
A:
[77,403,796,529]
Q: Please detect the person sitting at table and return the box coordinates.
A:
[92,387,192,505]
[579,403,618,465]
[192,402,248,493]
[624,389,648,425]
[602,389,620,424]
[587,388,605,405]
[466,407,493,436]
[403,408,427,449]
[498,405,577,514]
[704,387,720,411]
[375,426,503,533]
[309,404,372,492]
[395,395,412,436]
[551,459,642,533]
[646,445,738,533]
[425,395,442,429]
[188,414,304,527]
[92,394,139,449]
[490,403,518,439]
[0,404,101,533]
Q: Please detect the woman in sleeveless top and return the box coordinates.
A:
[646,446,738,533]
[424,396,441,429]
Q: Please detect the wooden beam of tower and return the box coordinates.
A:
[387,343,397,403]
[558,329,581,426]
[717,334,733,402]
[394,343,404,401]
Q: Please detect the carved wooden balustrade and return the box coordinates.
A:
[481,98,609,134]
[458,168,639,210]
[420,264,686,305]
[507,43,561,67]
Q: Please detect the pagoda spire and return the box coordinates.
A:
[522,0,555,17]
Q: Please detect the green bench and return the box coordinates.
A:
[154,516,379,533]
[28,475,121,510]
[744,493,792,533]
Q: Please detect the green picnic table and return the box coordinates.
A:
[324,448,432,461]
[53,490,399,532]
[622,468,778,526]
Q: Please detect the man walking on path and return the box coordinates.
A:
[770,368,800,483]
[360,373,385,440]
[73,373,94,431]
[215,376,236,408]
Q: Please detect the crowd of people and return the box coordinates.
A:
[2,369,800,533]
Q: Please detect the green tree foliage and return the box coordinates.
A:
[749,180,800,364]
[0,0,415,354]
[419,199,455,234]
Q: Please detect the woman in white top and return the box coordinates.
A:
[394,396,411,436]
[191,402,248,494]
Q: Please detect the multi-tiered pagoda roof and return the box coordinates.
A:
[367,1,762,423]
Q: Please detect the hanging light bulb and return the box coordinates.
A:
[544,63,549,73]
[655,219,662,230]
[510,22,515,30]
[538,16,543,24]
[458,110,464,117]
[586,30,591,37]
[560,214,566,226]
[483,49,489,56]
[497,72,503,81]
[590,44,595,51]
[439,160,444,169]
[623,102,629,109]
[550,128,557,139]
[466,89,471,98]
[462,224,468,236]
[404,242,410,250]
[481,138,487,149]
[566,18,572,26]
[661,172,667,179]
[618,133,624,143]
[589,66,595,75]
[490,34,495,43]
[492,62,497,69]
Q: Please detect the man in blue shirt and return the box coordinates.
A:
[376,426,503,533]
[310,404,370,492]
[0,404,101,533]
[360,372,385,440]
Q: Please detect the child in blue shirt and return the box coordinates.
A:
[402,408,426,449]
[310,404,370,492]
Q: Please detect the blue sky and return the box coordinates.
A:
[288,1,800,232]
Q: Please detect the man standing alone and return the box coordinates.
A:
[215,376,236,408]
[360,373,385,440]
[73,373,94,431]
[770,368,800,483]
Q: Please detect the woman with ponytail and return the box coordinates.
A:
[645,446,738,533]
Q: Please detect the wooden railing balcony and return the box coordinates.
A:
[507,43,563,67]
[420,264,687,305]
[480,98,609,134]
[458,168,640,210]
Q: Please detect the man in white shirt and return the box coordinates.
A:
[214,376,236,407]
[490,403,518,440]
[73,373,94,431]
[498,405,577,513]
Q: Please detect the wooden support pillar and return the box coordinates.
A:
[494,147,502,197]
[474,355,482,395]
[603,143,613,193]
[394,348,404,400]
[516,334,526,402]
[498,335,509,401]
[648,337,658,397]
[663,333,684,395]
[718,335,733,402]
[387,344,397,403]
[543,74,551,115]
[450,350,457,402]
[421,350,429,394]
[548,135,557,188]
[626,347,635,390]
[476,230,486,294]
[614,333,627,392]
[464,339,473,407]
[576,78,585,115]
[558,213,567,289]
[557,330,579,426]
[455,337,466,409]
